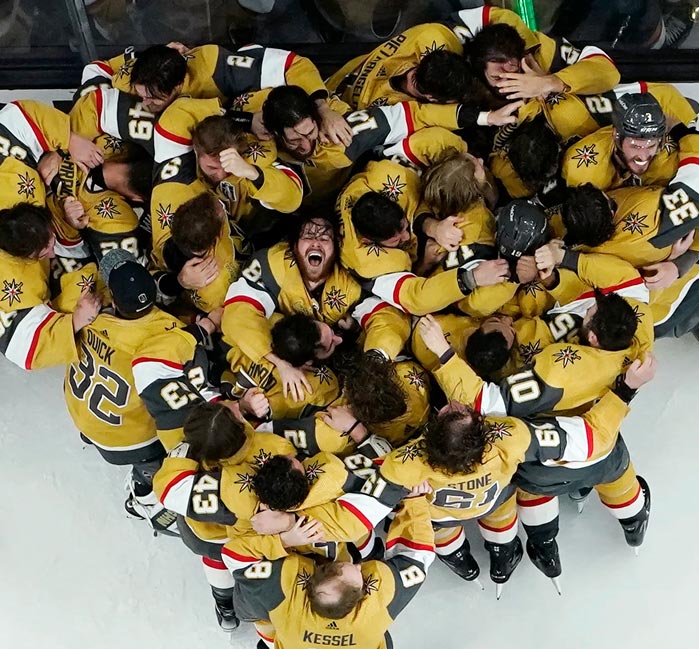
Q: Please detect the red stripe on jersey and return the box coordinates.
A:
[585,420,594,459]
[356,534,373,551]
[474,387,483,414]
[160,469,196,503]
[639,81,648,93]
[360,300,390,328]
[223,295,265,313]
[12,102,50,151]
[339,499,373,534]
[483,5,491,24]
[95,89,105,134]
[401,102,415,135]
[221,546,259,563]
[517,495,554,507]
[679,156,699,168]
[373,458,384,466]
[402,137,422,167]
[385,537,434,553]
[257,631,275,642]
[279,165,303,188]
[55,235,82,246]
[606,483,642,509]
[576,276,644,300]
[94,61,114,76]
[154,122,191,145]
[478,517,517,533]
[579,52,615,65]
[284,51,296,72]
[202,556,227,570]
[392,274,411,310]
[25,311,57,369]
[132,356,184,370]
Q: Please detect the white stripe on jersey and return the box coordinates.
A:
[337,492,394,532]
[4,303,56,370]
[0,102,48,163]
[224,277,276,317]
[221,546,260,573]
[384,538,435,570]
[368,271,416,312]
[517,495,559,526]
[452,7,486,41]
[477,382,508,417]
[153,125,192,163]
[98,88,124,139]
[81,61,113,85]
[373,103,411,145]
[554,415,594,462]
[54,239,91,259]
[131,357,184,394]
[159,470,196,514]
[578,45,614,63]
[613,82,644,98]
[351,295,389,328]
[260,47,292,89]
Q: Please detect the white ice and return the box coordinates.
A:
[1,334,696,649]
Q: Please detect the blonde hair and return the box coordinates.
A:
[422,149,485,216]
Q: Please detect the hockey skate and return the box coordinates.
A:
[619,475,651,554]
[211,586,239,632]
[125,477,180,537]
[485,536,523,600]
[438,537,483,588]
[526,538,562,595]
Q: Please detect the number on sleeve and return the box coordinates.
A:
[243,562,273,579]
[506,370,542,404]
[242,258,263,283]
[663,188,699,227]
[533,422,561,447]
[191,473,220,515]
[346,110,379,135]
[226,55,255,68]
[584,95,613,115]
[398,565,426,588]
[283,429,308,450]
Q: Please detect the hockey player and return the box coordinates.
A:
[325,22,472,109]
[76,41,351,145]
[41,147,152,262]
[561,93,678,191]
[449,6,620,100]
[260,84,523,205]
[64,249,220,534]
[222,216,362,401]
[513,356,656,591]
[0,203,102,370]
[375,314,651,595]
[225,486,435,649]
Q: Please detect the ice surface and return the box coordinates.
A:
[1,337,696,649]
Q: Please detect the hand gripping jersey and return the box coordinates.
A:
[154,429,296,544]
[224,319,341,420]
[46,159,147,263]
[64,308,218,452]
[78,44,327,104]
[326,23,464,109]
[447,6,620,95]
[227,497,435,649]
[282,99,464,206]
[222,242,362,363]
[410,312,480,372]
[378,388,629,527]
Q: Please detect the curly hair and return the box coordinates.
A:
[343,354,408,425]
[252,455,309,511]
[423,408,492,475]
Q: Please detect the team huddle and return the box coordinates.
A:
[2,4,698,648]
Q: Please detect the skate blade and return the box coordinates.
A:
[472,577,485,591]
[634,546,640,557]
[495,583,503,600]
[576,500,586,514]
[551,576,562,596]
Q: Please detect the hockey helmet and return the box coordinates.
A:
[612,93,667,140]
[496,199,548,261]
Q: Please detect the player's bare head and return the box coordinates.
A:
[171,193,224,257]
[465,315,515,381]
[252,455,309,510]
[467,23,525,94]
[193,116,248,157]
[580,290,638,351]
[351,192,410,248]
[422,148,489,215]
[183,401,247,465]
[131,45,187,113]
[425,403,488,475]
[291,217,337,285]
[508,115,561,193]
[343,353,408,425]
[103,147,153,203]
[0,203,54,260]
[561,184,616,247]
[413,50,476,103]
[272,314,342,366]
[262,86,319,160]
[193,116,248,183]
[308,561,365,619]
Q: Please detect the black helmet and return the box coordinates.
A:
[496,199,548,261]
[612,93,666,140]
